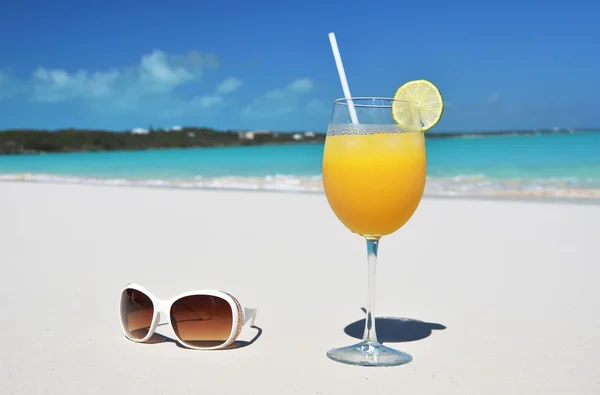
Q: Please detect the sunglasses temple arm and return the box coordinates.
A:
[243,307,257,326]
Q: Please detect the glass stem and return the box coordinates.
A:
[362,237,380,344]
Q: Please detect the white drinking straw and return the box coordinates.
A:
[328,32,359,124]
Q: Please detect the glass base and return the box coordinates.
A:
[326,341,413,367]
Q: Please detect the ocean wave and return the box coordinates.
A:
[424,175,600,199]
[0,173,325,193]
[1,173,600,200]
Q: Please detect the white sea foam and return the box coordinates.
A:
[1,173,600,200]
[0,173,324,193]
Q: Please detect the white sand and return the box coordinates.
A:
[1,181,599,395]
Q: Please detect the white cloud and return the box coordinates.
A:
[215,77,243,95]
[170,51,219,70]
[187,76,243,110]
[33,68,120,102]
[137,51,194,92]
[30,49,218,106]
[0,57,327,128]
[193,94,223,109]
[288,78,314,93]
[242,78,315,118]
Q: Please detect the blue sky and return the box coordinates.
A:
[0,0,598,133]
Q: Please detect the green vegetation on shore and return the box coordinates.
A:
[0,127,325,155]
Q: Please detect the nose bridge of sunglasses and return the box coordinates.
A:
[151,307,171,330]
[154,300,170,315]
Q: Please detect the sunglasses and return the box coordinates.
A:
[119,283,257,350]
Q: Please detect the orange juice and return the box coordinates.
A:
[322,130,426,237]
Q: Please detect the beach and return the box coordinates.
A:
[1,181,599,394]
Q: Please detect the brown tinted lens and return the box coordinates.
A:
[120,289,154,340]
[170,295,234,348]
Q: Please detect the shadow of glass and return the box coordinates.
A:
[139,325,263,350]
[344,309,446,343]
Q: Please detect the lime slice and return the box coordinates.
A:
[392,79,444,132]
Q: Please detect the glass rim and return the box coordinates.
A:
[332,97,409,108]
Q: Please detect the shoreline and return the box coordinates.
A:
[2,175,600,205]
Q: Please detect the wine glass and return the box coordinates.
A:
[322,97,426,366]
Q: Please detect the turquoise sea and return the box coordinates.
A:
[1,131,600,199]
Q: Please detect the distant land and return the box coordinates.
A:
[0,127,323,155]
[0,126,598,155]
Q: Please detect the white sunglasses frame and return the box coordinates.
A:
[119,283,257,350]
